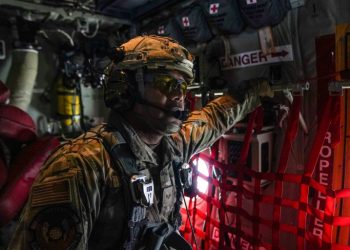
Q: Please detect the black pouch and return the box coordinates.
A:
[140,223,172,250]
[145,19,185,45]
[164,231,192,250]
[175,5,213,44]
[237,0,291,28]
[140,222,192,250]
[200,0,245,35]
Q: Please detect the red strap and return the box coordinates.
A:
[235,109,259,248]
[236,109,258,167]
[272,95,302,247]
[277,95,302,174]
[329,96,341,147]
[304,96,333,175]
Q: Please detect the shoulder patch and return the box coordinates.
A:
[29,206,82,249]
[31,179,72,207]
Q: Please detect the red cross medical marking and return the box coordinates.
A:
[182,17,190,27]
[209,3,219,14]
[158,26,165,35]
[246,0,257,4]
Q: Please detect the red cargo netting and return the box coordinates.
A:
[180,95,349,250]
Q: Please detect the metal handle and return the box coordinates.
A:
[328,81,350,94]
[271,81,310,92]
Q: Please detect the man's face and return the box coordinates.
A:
[133,70,187,135]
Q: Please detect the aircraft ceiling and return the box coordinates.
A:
[0,0,194,30]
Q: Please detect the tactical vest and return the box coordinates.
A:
[97,126,191,250]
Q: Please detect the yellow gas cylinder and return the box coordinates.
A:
[56,75,81,136]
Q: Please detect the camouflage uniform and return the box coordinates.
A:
[8,94,260,249]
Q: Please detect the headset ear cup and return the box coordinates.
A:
[108,47,125,63]
[103,70,136,110]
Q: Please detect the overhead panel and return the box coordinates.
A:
[0,0,132,27]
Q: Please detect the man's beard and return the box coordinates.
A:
[144,113,181,135]
[138,99,184,135]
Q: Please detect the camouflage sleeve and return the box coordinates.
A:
[175,94,261,161]
[8,137,113,250]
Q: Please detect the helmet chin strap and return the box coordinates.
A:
[137,98,189,121]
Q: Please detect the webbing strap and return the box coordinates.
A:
[124,207,148,250]
[298,95,336,249]
[109,144,149,250]
[206,145,217,250]
[234,108,259,249]
[304,96,333,175]
[271,95,302,248]
[98,129,147,250]
[109,131,140,176]
[329,96,341,147]
[172,161,185,229]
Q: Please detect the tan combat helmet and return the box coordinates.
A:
[113,35,194,82]
[104,35,194,110]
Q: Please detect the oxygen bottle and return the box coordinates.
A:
[56,74,82,137]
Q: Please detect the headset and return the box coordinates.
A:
[103,40,192,121]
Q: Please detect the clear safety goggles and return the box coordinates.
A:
[146,74,188,96]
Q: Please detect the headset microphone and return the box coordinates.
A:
[138,99,189,121]
[171,110,189,121]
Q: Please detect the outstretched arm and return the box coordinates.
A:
[174,79,273,162]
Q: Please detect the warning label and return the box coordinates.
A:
[220,45,294,70]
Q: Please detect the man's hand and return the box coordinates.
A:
[228,78,274,103]
[254,79,274,98]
